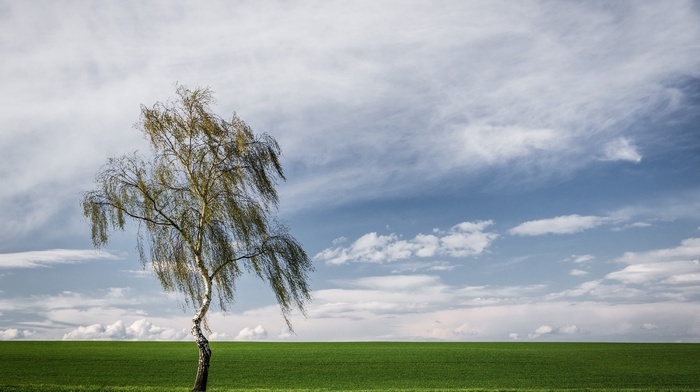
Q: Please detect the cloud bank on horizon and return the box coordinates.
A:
[1,0,700,342]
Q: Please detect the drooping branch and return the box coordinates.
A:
[82,84,313,350]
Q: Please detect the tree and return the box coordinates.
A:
[82,86,313,391]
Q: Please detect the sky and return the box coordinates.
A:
[1,0,700,342]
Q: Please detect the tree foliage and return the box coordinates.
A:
[82,86,313,330]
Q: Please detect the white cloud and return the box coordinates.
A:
[558,325,581,335]
[601,137,642,163]
[427,322,477,340]
[235,325,268,341]
[572,255,595,264]
[311,275,549,324]
[208,332,232,341]
[276,327,293,340]
[315,221,498,264]
[0,287,191,340]
[616,238,700,265]
[458,125,563,165]
[390,261,460,274]
[565,255,594,276]
[343,275,442,292]
[294,296,700,341]
[509,215,607,236]
[529,324,580,339]
[1,328,34,340]
[549,238,700,303]
[612,222,653,231]
[1,0,697,225]
[611,189,700,223]
[1,1,700,344]
[535,325,554,335]
[0,249,121,269]
[62,319,189,341]
[604,238,700,292]
[606,261,700,286]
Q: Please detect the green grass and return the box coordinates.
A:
[0,342,698,391]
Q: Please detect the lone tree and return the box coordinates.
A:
[82,86,313,391]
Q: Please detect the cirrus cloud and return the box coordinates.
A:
[0,249,121,269]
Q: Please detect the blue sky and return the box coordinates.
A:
[1,0,700,342]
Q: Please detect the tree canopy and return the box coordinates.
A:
[82,86,313,390]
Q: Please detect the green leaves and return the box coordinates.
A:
[81,85,312,328]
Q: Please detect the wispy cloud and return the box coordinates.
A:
[301,274,700,341]
[570,269,590,277]
[550,237,700,303]
[2,0,698,228]
[315,221,498,265]
[601,137,642,163]
[606,238,700,292]
[616,238,700,265]
[570,255,595,264]
[0,249,121,269]
[509,215,608,236]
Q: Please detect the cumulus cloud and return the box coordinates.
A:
[62,320,189,341]
[508,215,607,236]
[1,328,34,340]
[535,325,554,335]
[208,332,232,341]
[601,137,642,163]
[277,328,293,339]
[0,249,121,269]
[235,325,267,341]
[315,221,498,264]
[528,324,580,339]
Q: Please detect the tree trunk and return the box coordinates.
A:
[192,317,212,391]
[191,253,213,391]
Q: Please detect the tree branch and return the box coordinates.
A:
[209,245,268,280]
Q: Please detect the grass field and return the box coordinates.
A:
[0,342,698,391]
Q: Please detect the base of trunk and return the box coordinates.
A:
[192,339,212,391]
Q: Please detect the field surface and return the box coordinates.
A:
[0,342,698,391]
